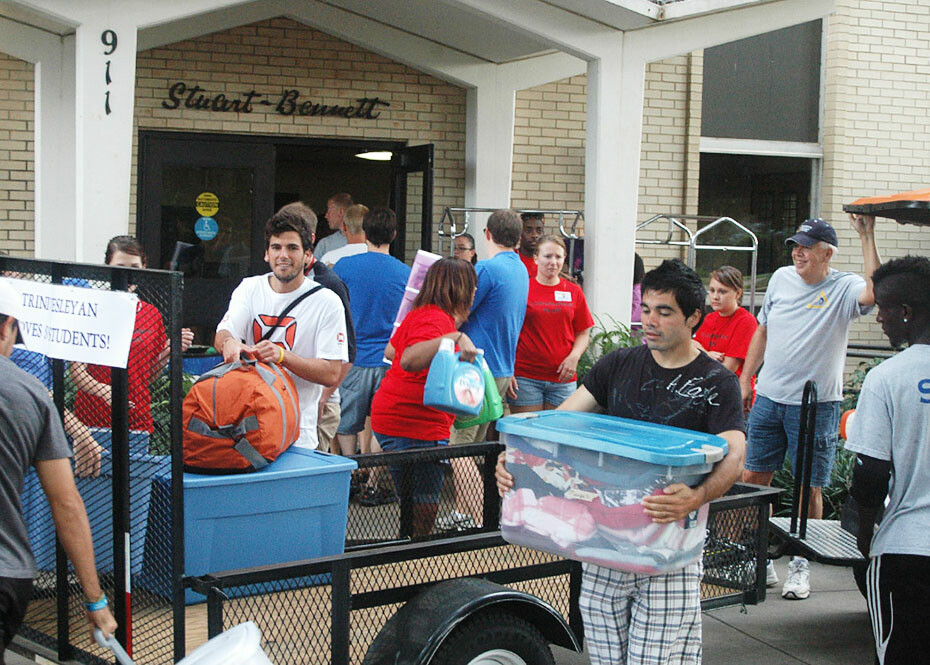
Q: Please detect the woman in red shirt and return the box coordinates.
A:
[512,235,594,413]
[371,258,478,536]
[693,265,757,388]
[73,236,192,434]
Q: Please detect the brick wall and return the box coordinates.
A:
[0,52,34,256]
[822,0,930,359]
[511,54,701,272]
[132,17,467,253]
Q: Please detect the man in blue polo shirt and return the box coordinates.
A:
[441,209,528,531]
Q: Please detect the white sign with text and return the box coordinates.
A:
[4,277,137,368]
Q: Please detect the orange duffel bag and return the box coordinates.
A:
[183,356,301,474]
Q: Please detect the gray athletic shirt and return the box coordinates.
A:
[0,354,72,578]
[845,345,930,558]
[756,266,871,404]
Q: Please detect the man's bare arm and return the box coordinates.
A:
[642,429,746,523]
[849,214,881,307]
[739,325,766,406]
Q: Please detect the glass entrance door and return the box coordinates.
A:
[138,133,274,344]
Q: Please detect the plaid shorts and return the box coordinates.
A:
[579,561,703,665]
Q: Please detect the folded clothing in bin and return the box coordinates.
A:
[498,411,726,574]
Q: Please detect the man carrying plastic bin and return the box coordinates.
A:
[497,260,746,665]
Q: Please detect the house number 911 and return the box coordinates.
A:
[101,30,117,115]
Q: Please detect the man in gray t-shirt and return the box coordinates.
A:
[739,215,880,601]
[0,279,116,652]
[846,256,930,665]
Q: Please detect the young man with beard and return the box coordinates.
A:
[216,210,348,450]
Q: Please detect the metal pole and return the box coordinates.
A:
[110,267,132,656]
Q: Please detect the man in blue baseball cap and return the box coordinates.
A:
[739,214,881,600]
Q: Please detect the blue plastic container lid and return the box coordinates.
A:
[496,411,727,466]
[183,447,357,487]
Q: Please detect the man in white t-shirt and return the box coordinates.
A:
[740,215,880,600]
[846,255,930,665]
[314,192,352,258]
[320,204,368,267]
[216,210,348,449]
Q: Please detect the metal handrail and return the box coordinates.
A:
[635,214,696,248]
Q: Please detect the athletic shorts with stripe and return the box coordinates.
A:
[866,554,930,665]
[579,561,703,665]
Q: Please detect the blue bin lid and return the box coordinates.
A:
[496,411,727,466]
[183,447,357,486]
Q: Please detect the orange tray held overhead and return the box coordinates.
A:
[844,188,930,226]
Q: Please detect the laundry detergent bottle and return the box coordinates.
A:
[454,352,503,430]
[423,337,485,417]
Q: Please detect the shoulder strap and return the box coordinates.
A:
[260,284,325,341]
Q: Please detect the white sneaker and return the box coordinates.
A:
[781,557,810,600]
[436,510,477,532]
[765,560,779,587]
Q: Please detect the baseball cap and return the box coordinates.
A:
[786,218,838,248]
[0,278,25,345]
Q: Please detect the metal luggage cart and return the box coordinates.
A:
[768,380,865,566]
[437,206,585,277]
[635,214,759,312]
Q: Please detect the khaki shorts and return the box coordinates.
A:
[450,375,512,445]
[316,400,341,452]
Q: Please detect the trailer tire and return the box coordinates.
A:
[431,610,554,665]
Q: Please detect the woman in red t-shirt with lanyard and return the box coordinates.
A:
[371,258,478,536]
[511,235,594,413]
[693,265,758,402]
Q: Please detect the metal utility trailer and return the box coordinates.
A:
[185,442,780,665]
[636,214,760,311]
[437,206,585,277]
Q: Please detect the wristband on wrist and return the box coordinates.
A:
[455,332,463,344]
[277,346,285,364]
[84,593,108,612]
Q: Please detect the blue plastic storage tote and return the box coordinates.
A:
[497,411,728,574]
[141,446,356,603]
[21,429,162,576]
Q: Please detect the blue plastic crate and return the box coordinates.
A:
[182,353,222,377]
[21,429,166,575]
[140,447,356,603]
[496,411,728,574]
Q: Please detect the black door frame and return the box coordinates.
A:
[389,144,435,259]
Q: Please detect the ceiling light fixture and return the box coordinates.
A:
[355,151,393,161]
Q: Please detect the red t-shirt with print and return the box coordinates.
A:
[371,305,457,441]
[514,278,594,383]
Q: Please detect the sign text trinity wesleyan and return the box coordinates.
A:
[162,82,389,119]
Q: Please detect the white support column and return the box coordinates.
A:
[73,16,138,262]
[584,37,644,326]
[464,76,517,258]
[34,35,77,260]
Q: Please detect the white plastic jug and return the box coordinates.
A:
[179,622,273,665]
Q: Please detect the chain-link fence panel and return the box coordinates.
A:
[2,256,185,664]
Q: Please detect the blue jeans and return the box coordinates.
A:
[375,433,446,504]
[509,376,576,408]
[745,395,840,487]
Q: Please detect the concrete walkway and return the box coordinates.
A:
[553,559,875,665]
